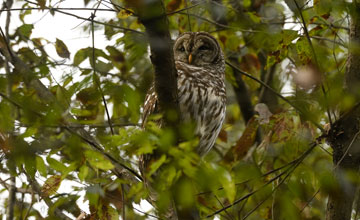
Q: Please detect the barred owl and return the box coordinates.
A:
[142,32,226,156]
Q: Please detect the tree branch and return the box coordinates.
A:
[207,141,318,218]
[226,61,325,132]
[326,3,360,219]
[24,172,72,220]
[0,28,142,183]
[23,0,143,34]
[127,0,179,125]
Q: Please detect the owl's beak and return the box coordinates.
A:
[188,53,193,64]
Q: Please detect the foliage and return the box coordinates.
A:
[0,0,354,219]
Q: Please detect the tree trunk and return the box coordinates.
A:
[326,2,360,220]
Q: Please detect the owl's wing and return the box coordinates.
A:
[142,85,158,128]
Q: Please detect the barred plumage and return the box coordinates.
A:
[142,31,226,156]
[140,31,226,219]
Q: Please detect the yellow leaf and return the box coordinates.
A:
[117,9,134,19]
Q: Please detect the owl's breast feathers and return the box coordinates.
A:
[142,61,226,156]
[176,61,226,156]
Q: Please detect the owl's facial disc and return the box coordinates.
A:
[173,32,221,66]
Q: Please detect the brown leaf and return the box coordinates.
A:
[0,131,10,153]
[55,38,70,59]
[41,175,62,197]
[224,117,259,163]
[37,0,46,10]
[271,113,294,142]
[104,187,124,210]
[167,0,182,12]
[218,129,228,142]
[239,54,261,73]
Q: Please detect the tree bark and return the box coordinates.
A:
[231,59,255,123]
[326,2,360,220]
[6,177,15,220]
[125,1,180,219]
[126,0,179,125]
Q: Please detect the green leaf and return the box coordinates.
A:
[73,48,89,66]
[47,157,67,173]
[101,205,119,220]
[36,156,47,177]
[106,46,125,63]
[84,150,114,170]
[282,30,298,45]
[17,24,34,39]
[95,60,113,73]
[49,195,80,217]
[148,154,167,176]
[0,102,13,131]
[55,38,70,59]
[20,7,32,22]
[314,0,332,15]
[24,154,36,178]
[74,47,108,66]
[78,165,89,181]
[216,165,236,203]
[243,0,251,8]
[63,162,78,177]
[41,175,62,197]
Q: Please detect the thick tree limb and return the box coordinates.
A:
[126,0,178,123]
[231,58,255,123]
[124,0,179,219]
[326,3,360,220]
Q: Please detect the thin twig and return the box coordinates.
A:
[335,130,360,169]
[242,152,305,220]
[24,0,143,34]
[197,154,302,196]
[17,122,140,128]
[294,0,333,126]
[166,0,205,15]
[64,126,143,181]
[206,142,318,218]
[184,0,192,31]
[105,0,138,16]
[307,35,347,48]
[23,190,35,220]
[214,195,235,220]
[225,61,325,132]
[90,3,115,136]
[121,184,126,220]
[0,92,143,181]
[180,12,259,33]
[300,188,320,213]
[0,7,116,12]
[24,172,72,220]
[6,176,16,220]
[133,207,161,219]
[207,164,293,218]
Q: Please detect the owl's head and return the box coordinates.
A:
[173,32,223,67]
